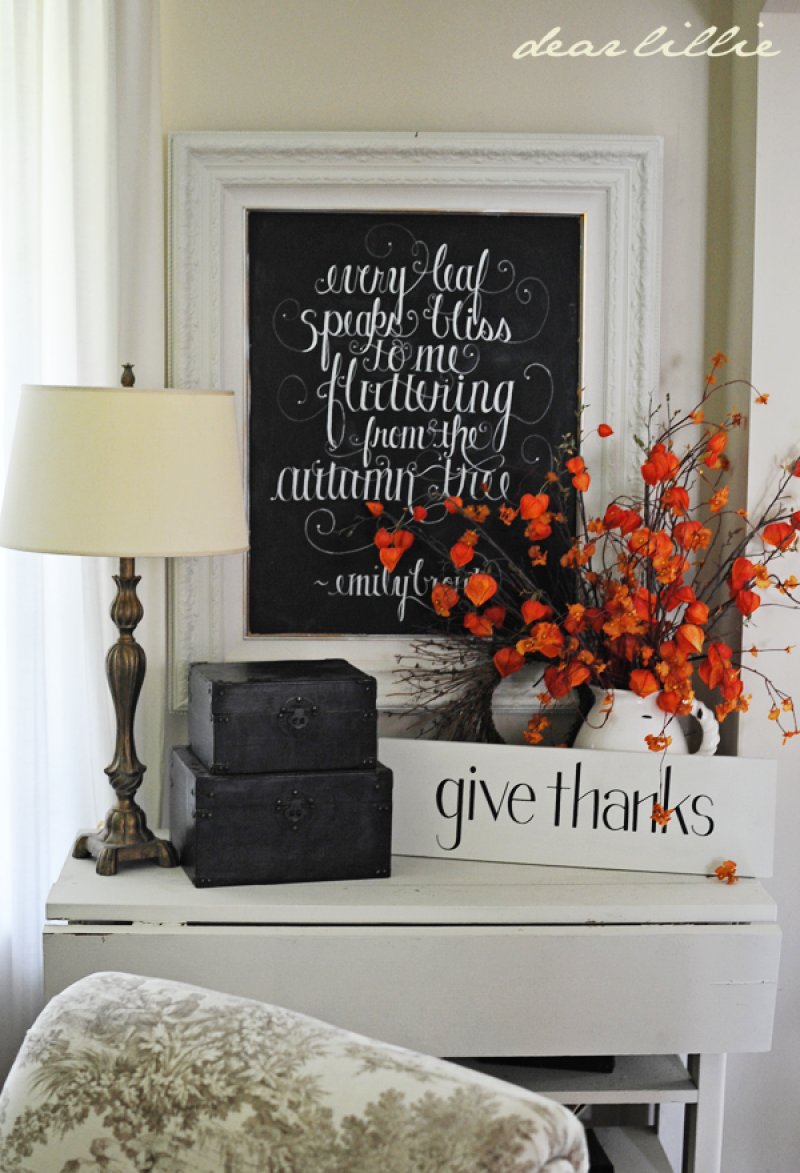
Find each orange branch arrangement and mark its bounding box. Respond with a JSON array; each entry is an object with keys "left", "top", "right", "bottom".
[{"left": 365, "top": 354, "right": 800, "bottom": 754}]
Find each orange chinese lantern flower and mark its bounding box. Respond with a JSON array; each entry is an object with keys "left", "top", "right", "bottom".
[
  {"left": 627, "top": 527, "right": 655, "bottom": 557},
  {"left": 431, "top": 582, "right": 459, "bottom": 617},
  {"left": 651, "top": 803, "right": 673, "bottom": 825},
  {"left": 661, "top": 583, "right": 695, "bottom": 612},
  {"left": 598, "top": 499, "right": 624, "bottom": 527},
  {"left": 603, "top": 504, "right": 642, "bottom": 534},
  {"left": 762, "top": 521, "right": 795, "bottom": 550},
  {"left": 543, "top": 659, "right": 591, "bottom": 699},
  {"left": 542, "top": 664, "right": 570, "bottom": 699},
  {"left": 629, "top": 668, "right": 659, "bottom": 698},
  {"left": 641, "top": 442, "right": 679, "bottom": 485},
  {"left": 483, "top": 605, "right": 507, "bottom": 628},
  {"left": 521, "top": 598, "right": 552, "bottom": 624},
  {"left": 525, "top": 517, "right": 553, "bottom": 541},
  {"left": 450, "top": 541, "right": 475, "bottom": 569},
  {"left": 519, "top": 493, "right": 550, "bottom": 520},
  {"left": 373, "top": 528, "right": 392, "bottom": 549},
  {"left": 735, "top": 589, "right": 761, "bottom": 617},
  {"left": 366, "top": 501, "right": 384, "bottom": 517},
  {"left": 673, "top": 520, "right": 712, "bottom": 551},
  {"left": 493, "top": 646, "right": 525, "bottom": 677},
  {"left": 684, "top": 600, "right": 709, "bottom": 626},
  {"left": 412, "top": 505, "right": 429, "bottom": 522},
  {"left": 392, "top": 529, "right": 414, "bottom": 552},
  {"left": 444, "top": 496, "right": 464, "bottom": 513},
  {"left": 729, "top": 556, "right": 755, "bottom": 593},
  {"left": 703, "top": 430, "right": 728, "bottom": 468},
  {"left": 465, "top": 573, "right": 498, "bottom": 607},
  {"left": 675, "top": 623, "right": 705, "bottom": 655},
  {"left": 564, "top": 456, "right": 590, "bottom": 491},
  {"left": 698, "top": 641, "right": 733, "bottom": 690},
  {"left": 598, "top": 423, "right": 614, "bottom": 438},
  {"left": 379, "top": 548, "right": 403, "bottom": 572},
  {"left": 662, "top": 485, "right": 690, "bottom": 516},
  {"left": 719, "top": 667, "right": 744, "bottom": 703},
  {"left": 464, "top": 611, "right": 493, "bottom": 638},
  {"left": 499, "top": 504, "right": 518, "bottom": 525},
  {"left": 657, "top": 689, "right": 684, "bottom": 715}
]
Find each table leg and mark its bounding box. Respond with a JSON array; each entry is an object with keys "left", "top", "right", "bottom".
[{"left": 682, "top": 1053, "right": 727, "bottom": 1173}]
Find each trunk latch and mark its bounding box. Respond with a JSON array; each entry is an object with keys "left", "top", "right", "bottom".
[{"left": 278, "top": 695, "right": 317, "bottom": 732}]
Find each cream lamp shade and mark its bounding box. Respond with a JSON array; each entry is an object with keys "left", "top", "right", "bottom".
[{"left": 0, "top": 385, "right": 249, "bottom": 556}]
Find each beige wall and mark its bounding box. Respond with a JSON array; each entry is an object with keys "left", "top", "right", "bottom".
[{"left": 161, "top": 0, "right": 760, "bottom": 388}]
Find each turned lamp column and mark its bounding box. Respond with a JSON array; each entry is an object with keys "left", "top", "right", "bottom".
[{"left": 73, "top": 557, "right": 177, "bottom": 875}]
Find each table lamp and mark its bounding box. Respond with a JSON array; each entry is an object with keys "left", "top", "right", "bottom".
[{"left": 0, "top": 379, "right": 249, "bottom": 875}]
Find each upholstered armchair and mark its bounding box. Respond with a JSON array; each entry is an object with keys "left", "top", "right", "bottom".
[{"left": 0, "top": 972, "right": 588, "bottom": 1172}]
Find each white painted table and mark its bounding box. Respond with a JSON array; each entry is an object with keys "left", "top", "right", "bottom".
[{"left": 44, "top": 851, "right": 780, "bottom": 1173}]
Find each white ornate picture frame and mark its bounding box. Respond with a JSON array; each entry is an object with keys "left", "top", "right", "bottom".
[{"left": 168, "top": 131, "right": 662, "bottom": 711}]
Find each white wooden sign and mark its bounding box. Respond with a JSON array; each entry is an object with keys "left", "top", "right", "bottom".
[{"left": 380, "top": 737, "right": 777, "bottom": 877}]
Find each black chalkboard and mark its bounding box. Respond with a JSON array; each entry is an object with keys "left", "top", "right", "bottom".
[{"left": 247, "top": 210, "right": 581, "bottom": 635}]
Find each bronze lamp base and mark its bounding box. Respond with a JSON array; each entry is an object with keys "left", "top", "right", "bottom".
[
  {"left": 73, "top": 801, "right": 177, "bottom": 877},
  {"left": 73, "top": 556, "right": 178, "bottom": 876}
]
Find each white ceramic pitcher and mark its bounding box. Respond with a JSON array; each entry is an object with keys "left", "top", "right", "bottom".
[{"left": 572, "top": 686, "right": 720, "bottom": 755}]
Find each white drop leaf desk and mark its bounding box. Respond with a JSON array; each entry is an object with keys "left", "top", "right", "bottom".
[{"left": 45, "top": 850, "right": 780, "bottom": 1173}]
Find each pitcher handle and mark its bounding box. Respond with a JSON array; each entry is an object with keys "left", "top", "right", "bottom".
[{"left": 691, "top": 700, "right": 720, "bottom": 756}]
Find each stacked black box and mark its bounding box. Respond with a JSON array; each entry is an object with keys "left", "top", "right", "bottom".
[{"left": 170, "top": 659, "right": 392, "bottom": 887}]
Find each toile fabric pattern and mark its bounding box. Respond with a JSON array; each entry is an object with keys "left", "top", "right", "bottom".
[{"left": 0, "top": 971, "right": 588, "bottom": 1173}]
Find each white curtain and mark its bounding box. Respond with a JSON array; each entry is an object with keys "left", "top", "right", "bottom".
[{"left": 0, "top": 0, "right": 164, "bottom": 1079}]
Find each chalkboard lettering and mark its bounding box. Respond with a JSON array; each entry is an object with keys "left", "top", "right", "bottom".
[{"left": 247, "top": 211, "right": 581, "bottom": 634}]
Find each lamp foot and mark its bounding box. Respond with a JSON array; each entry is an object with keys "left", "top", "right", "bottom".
[{"left": 73, "top": 801, "right": 178, "bottom": 876}]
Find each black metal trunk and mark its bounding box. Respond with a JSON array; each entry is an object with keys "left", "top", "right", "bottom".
[
  {"left": 169, "top": 746, "right": 392, "bottom": 888},
  {"left": 188, "top": 659, "right": 377, "bottom": 774}
]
